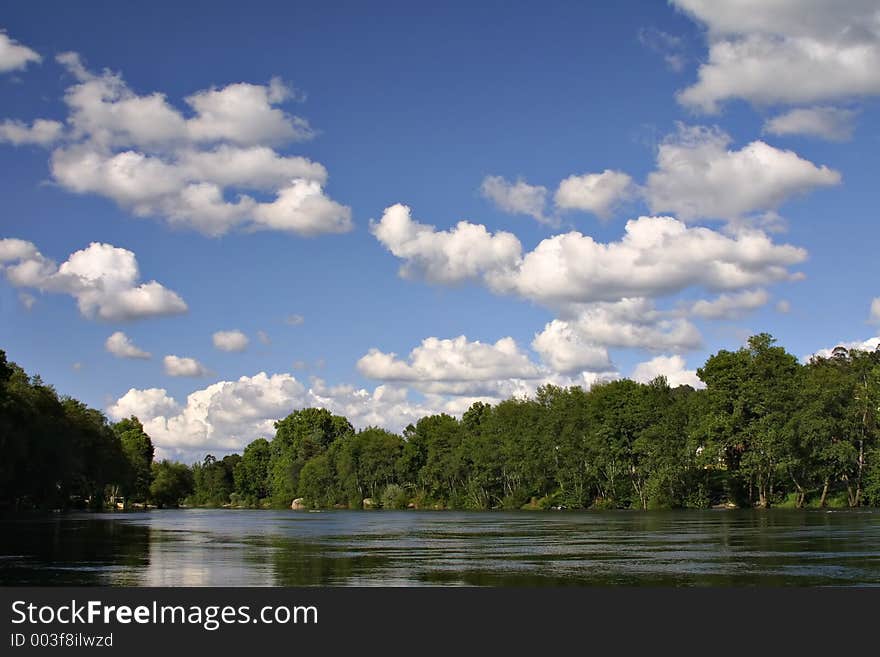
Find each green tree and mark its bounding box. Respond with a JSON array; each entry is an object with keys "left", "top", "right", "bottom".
[
  {"left": 191, "top": 454, "right": 239, "bottom": 506},
  {"left": 150, "top": 460, "right": 194, "bottom": 507},
  {"left": 698, "top": 334, "right": 801, "bottom": 507},
  {"left": 113, "top": 417, "right": 155, "bottom": 505},
  {"left": 233, "top": 438, "right": 271, "bottom": 504},
  {"left": 268, "top": 408, "right": 353, "bottom": 505}
]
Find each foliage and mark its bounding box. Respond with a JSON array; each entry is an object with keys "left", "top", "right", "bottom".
[
  {"left": 2, "top": 336, "right": 880, "bottom": 511},
  {"left": 150, "top": 460, "right": 193, "bottom": 508}
]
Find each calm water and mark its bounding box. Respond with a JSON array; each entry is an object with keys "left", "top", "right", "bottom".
[{"left": 1, "top": 509, "right": 879, "bottom": 586}]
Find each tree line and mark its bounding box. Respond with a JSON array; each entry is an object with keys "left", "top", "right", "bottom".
[{"left": 2, "top": 333, "right": 879, "bottom": 511}]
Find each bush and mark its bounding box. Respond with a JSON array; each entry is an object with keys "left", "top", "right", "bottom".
[{"left": 380, "top": 484, "right": 409, "bottom": 509}]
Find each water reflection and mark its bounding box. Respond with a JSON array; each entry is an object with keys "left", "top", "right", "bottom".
[
  {"left": 0, "top": 513, "right": 151, "bottom": 585},
  {"left": 1, "top": 509, "right": 879, "bottom": 586}
]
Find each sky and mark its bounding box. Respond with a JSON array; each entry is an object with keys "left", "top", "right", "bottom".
[{"left": 1, "top": 0, "right": 879, "bottom": 462}]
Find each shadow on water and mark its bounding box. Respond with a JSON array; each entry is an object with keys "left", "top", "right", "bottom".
[
  {"left": 2, "top": 509, "right": 880, "bottom": 586},
  {"left": 0, "top": 513, "right": 151, "bottom": 585}
]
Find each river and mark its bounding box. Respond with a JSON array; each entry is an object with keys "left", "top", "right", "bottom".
[{"left": 2, "top": 509, "right": 879, "bottom": 586}]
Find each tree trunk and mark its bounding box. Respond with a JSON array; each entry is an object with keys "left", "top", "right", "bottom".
[
  {"left": 794, "top": 484, "right": 805, "bottom": 509},
  {"left": 855, "top": 438, "right": 865, "bottom": 507},
  {"left": 819, "top": 478, "right": 830, "bottom": 507}
]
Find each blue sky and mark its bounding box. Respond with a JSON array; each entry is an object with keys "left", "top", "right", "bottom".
[{"left": 1, "top": 1, "right": 878, "bottom": 461}]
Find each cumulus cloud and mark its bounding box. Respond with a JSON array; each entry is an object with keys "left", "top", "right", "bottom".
[
  {"left": 357, "top": 335, "right": 544, "bottom": 395},
  {"left": 870, "top": 298, "right": 880, "bottom": 324},
  {"left": 257, "top": 330, "right": 271, "bottom": 345},
  {"left": 764, "top": 107, "right": 858, "bottom": 142},
  {"left": 105, "top": 331, "right": 151, "bottom": 359},
  {"left": 108, "top": 372, "right": 441, "bottom": 460},
  {"left": 0, "top": 30, "right": 41, "bottom": 73},
  {"left": 0, "top": 52, "right": 351, "bottom": 237},
  {"left": 284, "top": 314, "right": 304, "bottom": 326},
  {"left": 776, "top": 299, "right": 791, "bottom": 314},
  {"left": 531, "top": 320, "right": 613, "bottom": 374},
  {"left": 163, "top": 355, "right": 209, "bottom": 377},
  {"left": 0, "top": 119, "right": 64, "bottom": 146},
  {"left": 804, "top": 336, "right": 880, "bottom": 362},
  {"left": 497, "top": 218, "right": 805, "bottom": 306},
  {"left": 554, "top": 298, "right": 703, "bottom": 352},
  {"left": 109, "top": 387, "right": 180, "bottom": 420},
  {"left": 370, "top": 203, "right": 522, "bottom": 285},
  {"left": 645, "top": 124, "right": 840, "bottom": 222},
  {"left": 0, "top": 238, "right": 187, "bottom": 321},
  {"left": 480, "top": 175, "right": 551, "bottom": 225},
  {"left": 631, "top": 354, "right": 703, "bottom": 388},
  {"left": 689, "top": 288, "right": 770, "bottom": 320},
  {"left": 373, "top": 204, "right": 807, "bottom": 308},
  {"left": 554, "top": 170, "right": 636, "bottom": 219},
  {"left": 108, "top": 366, "right": 626, "bottom": 461},
  {"left": 212, "top": 329, "right": 249, "bottom": 352},
  {"left": 673, "top": 0, "right": 880, "bottom": 113}
]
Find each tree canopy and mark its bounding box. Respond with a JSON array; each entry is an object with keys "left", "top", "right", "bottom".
[{"left": 2, "top": 336, "right": 879, "bottom": 512}]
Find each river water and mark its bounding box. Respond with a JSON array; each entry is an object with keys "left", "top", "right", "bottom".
[{"left": 2, "top": 509, "right": 879, "bottom": 586}]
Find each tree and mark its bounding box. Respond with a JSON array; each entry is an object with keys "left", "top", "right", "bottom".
[
  {"left": 114, "top": 417, "right": 155, "bottom": 505},
  {"left": 269, "top": 408, "right": 353, "bottom": 505},
  {"left": 698, "top": 334, "right": 800, "bottom": 507},
  {"left": 191, "top": 454, "right": 238, "bottom": 506},
  {"left": 335, "top": 427, "right": 403, "bottom": 505},
  {"left": 150, "top": 460, "right": 194, "bottom": 508},
  {"left": 233, "top": 438, "right": 271, "bottom": 504}
]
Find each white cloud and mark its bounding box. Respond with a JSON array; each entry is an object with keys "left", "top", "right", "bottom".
[
  {"left": 0, "top": 238, "right": 39, "bottom": 262},
  {"left": 689, "top": 288, "right": 770, "bottom": 320},
  {"left": 252, "top": 178, "right": 352, "bottom": 235},
  {"left": 374, "top": 204, "right": 807, "bottom": 308},
  {"left": 108, "top": 372, "right": 436, "bottom": 460},
  {"left": 531, "top": 320, "right": 613, "bottom": 373},
  {"left": 645, "top": 124, "right": 840, "bottom": 222},
  {"left": 480, "top": 175, "right": 551, "bottom": 225},
  {"left": 764, "top": 107, "right": 857, "bottom": 142},
  {"left": 632, "top": 354, "right": 703, "bottom": 388},
  {"left": 775, "top": 299, "right": 791, "bottom": 314},
  {"left": 804, "top": 336, "right": 880, "bottom": 362},
  {"left": 284, "top": 314, "right": 305, "bottom": 326},
  {"left": 496, "top": 217, "right": 805, "bottom": 305},
  {"left": 163, "top": 355, "right": 209, "bottom": 377},
  {"left": 371, "top": 203, "right": 522, "bottom": 285},
  {"left": 213, "top": 329, "right": 249, "bottom": 352},
  {"left": 257, "top": 330, "right": 271, "bottom": 345},
  {"left": 2, "top": 53, "right": 351, "bottom": 237},
  {"left": 554, "top": 170, "right": 635, "bottom": 219},
  {"left": 357, "top": 335, "right": 544, "bottom": 395},
  {"left": 0, "top": 119, "right": 63, "bottom": 146},
  {"left": 108, "top": 367, "right": 626, "bottom": 461},
  {"left": 105, "top": 331, "right": 151, "bottom": 359},
  {"left": 0, "top": 30, "right": 41, "bottom": 73},
  {"left": 556, "top": 298, "right": 703, "bottom": 352},
  {"left": 184, "top": 78, "right": 314, "bottom": 145},
  {"left": 0, "top": 238, "right": 187, "bottom": 321},
  {"left": 870, "top": 298, "right": 880, "bottom": 324},
  {"left": 109, "top": 387, "right": 181, "bottom": 420},
  {"left": 673, "top": 0, "right": 880, "bottom": 113}
]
